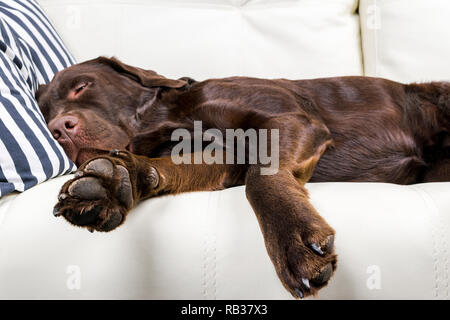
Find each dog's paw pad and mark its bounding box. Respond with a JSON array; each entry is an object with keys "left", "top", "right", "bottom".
[
  {"left": 67, "top": 205, "right": 103, "bottom": 226},
  {"left": 84, "top": 158, "right": 114, "bottom": 177},
  {"left": 68, "top": 177, "right": 108, "bottom": 200},
  {"left": 116, "top": 165, "right": 133, "bottom": 208},
  {"left": 310, "top": 263, "right": 333, "bottom": 286},
  {"left": 55, "top": 155, "right": 137, "bottom": 232},
  {"left": 98, "top": 208, "right": 124, "bottom": 231},
  {"left": 148, "top": 167, "right": 160, "bottom": 189}
]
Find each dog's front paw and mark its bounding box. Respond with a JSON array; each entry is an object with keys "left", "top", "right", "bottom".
[
  {"left": 268, "top": 223, "right": 337, "bottom": 299},
  {"left": 54, "top": 152, "right": 158, "bottom": 232}
]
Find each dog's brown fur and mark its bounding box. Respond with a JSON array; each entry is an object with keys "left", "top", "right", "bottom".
[{"left": 36, "top": 57, "right": 450, "bottom": 298}]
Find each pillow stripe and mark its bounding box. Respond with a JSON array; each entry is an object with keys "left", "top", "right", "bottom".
[
  {"left": 3, "top": 42, "right": 43, "bottom": 119},
  {"left": 0, "top": 39, "right": 30, "bottom": 83},
  {"left": 0, "top": 0, "right": 76, "bottom": 197},
  {"left": 18, "top": 39, "right": 53, "bottom": 84},
  {"left": 0, "top": 57, "right": 51, "bottom": 182},
  {"left": 0, "top": 17, "right": 11, "bottom": 46},
  {"left": 1, "top": 17, "right": 41, "bottom": 89},
  {"left": 1, "top": 1, "right": 73, "bottom": 68},
  {"left": 8, "top": 0, "right": 75, "bottom": 67},
  {"left": 0, "top": 53, "right": 71, "bottom": 178},
  {"left": 0, "top": 163, "right": 15, "bottom": 197},
  {"left": 0, "top": 119, "right": 37, "bottom": 192},
  {"left": 0, "top": 133, "right": 27, "bottom": 195},
  {"left": 0, "top": 17, "right": 17, "bottom": 51},
  {"left": 7, "top": 52, "right": 72, "bottom": 178},
  {"left": 16, "top": 37, "right": 37, "bottom": 91},
  {"left": 0, "top": 8, "right": 61, "bottom": 78},
  {"left": 0, "top": 2, "right": 76, "bottom": 81}
]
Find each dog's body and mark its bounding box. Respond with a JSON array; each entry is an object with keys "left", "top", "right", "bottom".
[{"left": 36, "top": 57, "right": 450, "bottom": 298}]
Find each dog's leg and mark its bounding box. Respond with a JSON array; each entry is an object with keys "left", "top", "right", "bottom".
[
  {"left": 246, "top": 167, "right": 336, "bottom": 299},
  {"left": 54, "top": 150, "right": 242, "bottom": 231},
  {"left": 243, "top": 114, "right": 336, "bottom": 299}
]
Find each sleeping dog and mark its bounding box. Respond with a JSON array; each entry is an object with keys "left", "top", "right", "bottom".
[{"left": 36, "top": 56, "right": 450, "bottom": 298}]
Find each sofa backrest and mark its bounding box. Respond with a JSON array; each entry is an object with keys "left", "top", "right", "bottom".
[
  {"left": 39, "top": 0, "right": 449, "bottom": 83},
  {"left": 38, "top": 0, "right": 362, "bottom": 80},
  {"left": 360, "top": 0, "right": 450, "bottom": 83}
]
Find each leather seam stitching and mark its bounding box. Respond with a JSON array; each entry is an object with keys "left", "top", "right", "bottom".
[{"left": 410, "top": 185, "right": 447, "bottom": 299}]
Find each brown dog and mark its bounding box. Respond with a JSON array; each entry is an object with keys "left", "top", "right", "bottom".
[{"left": 36, "top": 56, "right": 450, "bottom": 298}]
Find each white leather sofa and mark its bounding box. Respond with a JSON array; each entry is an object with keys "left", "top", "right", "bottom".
[{"left": 0, "top": 0, "right": 449, "bottom": 299}]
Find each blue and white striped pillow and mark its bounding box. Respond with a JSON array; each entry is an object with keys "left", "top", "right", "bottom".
[{"left": 0, "top": 0, "right": 76, "bottom": 197}]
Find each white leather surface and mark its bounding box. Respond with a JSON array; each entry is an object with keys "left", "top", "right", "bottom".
[
  {"left": 0, "top": 0, "right": 449, "bottom": 299},
  {"left": 39, "top": 0, "right": 362, "bottom": 79},
  {"left": 360, "top": 0, "right": 450, "bottom": 82},
  {"left": 0, "top": 176, "right": 449, "bottom": 299}
]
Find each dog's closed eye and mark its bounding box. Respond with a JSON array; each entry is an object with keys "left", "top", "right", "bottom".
[{"left": 68, "top": 82, "right": 90, "bottom": 99}]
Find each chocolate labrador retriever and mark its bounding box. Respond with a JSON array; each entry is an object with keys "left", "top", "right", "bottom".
[{"left": 36, "top": 56, "right": 450, "bottom": 298}]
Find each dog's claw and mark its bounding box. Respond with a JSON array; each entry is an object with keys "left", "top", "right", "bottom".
[
  {"left": 58, "top": 193, "right": 68, "bottom": 201},
  {"left": 109, "top": 149, "right": 120, "bottom": 156},
  {"left": 87, "top": 227, "right": 95, "bottom": 233},
  {"left": 302, "top": 278, "right": 310, "bottom": 290},
  {"left": 295, "top": 288, "right": 304, "bottom": 299},
  {"left": 53, "top": 207, "right": 61, "bottom": 217},
  {"left": 74, "top": 171, "right": 83, "bottom": 178},
  {"left": 323, "top": 235, "right": 335, "bottom": 253},
  {"left": 311, "top": 243, "right": 324, "bottom": 255}
]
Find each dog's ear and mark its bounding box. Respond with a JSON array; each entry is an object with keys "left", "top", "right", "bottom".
[
  {"left": 91, "top": 56, "right": 187, "bottom": 89},
  {"left": 35, "top": 83, "right": 48, "bottom": 101}
]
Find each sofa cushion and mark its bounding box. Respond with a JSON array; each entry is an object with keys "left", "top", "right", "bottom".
[
  {"left": 39, "top": 0, "right": 362, "bottom": 80},
  {"left": 0, "top": 0, "right": 76, "bottom": 197},
  {"left": 360, "top": 0, "right": 450, "bottom": 82},
  {"left": 0, "top": 176, "right": 449, "bottom": 299}
]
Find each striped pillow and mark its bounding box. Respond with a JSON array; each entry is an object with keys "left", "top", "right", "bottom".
[{"left": 0, "top": 0, "right": 76, "bottom": 197}]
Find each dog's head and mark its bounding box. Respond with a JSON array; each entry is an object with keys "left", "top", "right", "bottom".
[{"left": 36, "top": 56, "right": 187, "bottom": 165}]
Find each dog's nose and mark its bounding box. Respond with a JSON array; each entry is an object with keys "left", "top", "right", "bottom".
[{"left": 48, "top": 115, "right": 79, "bottom": 141}]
